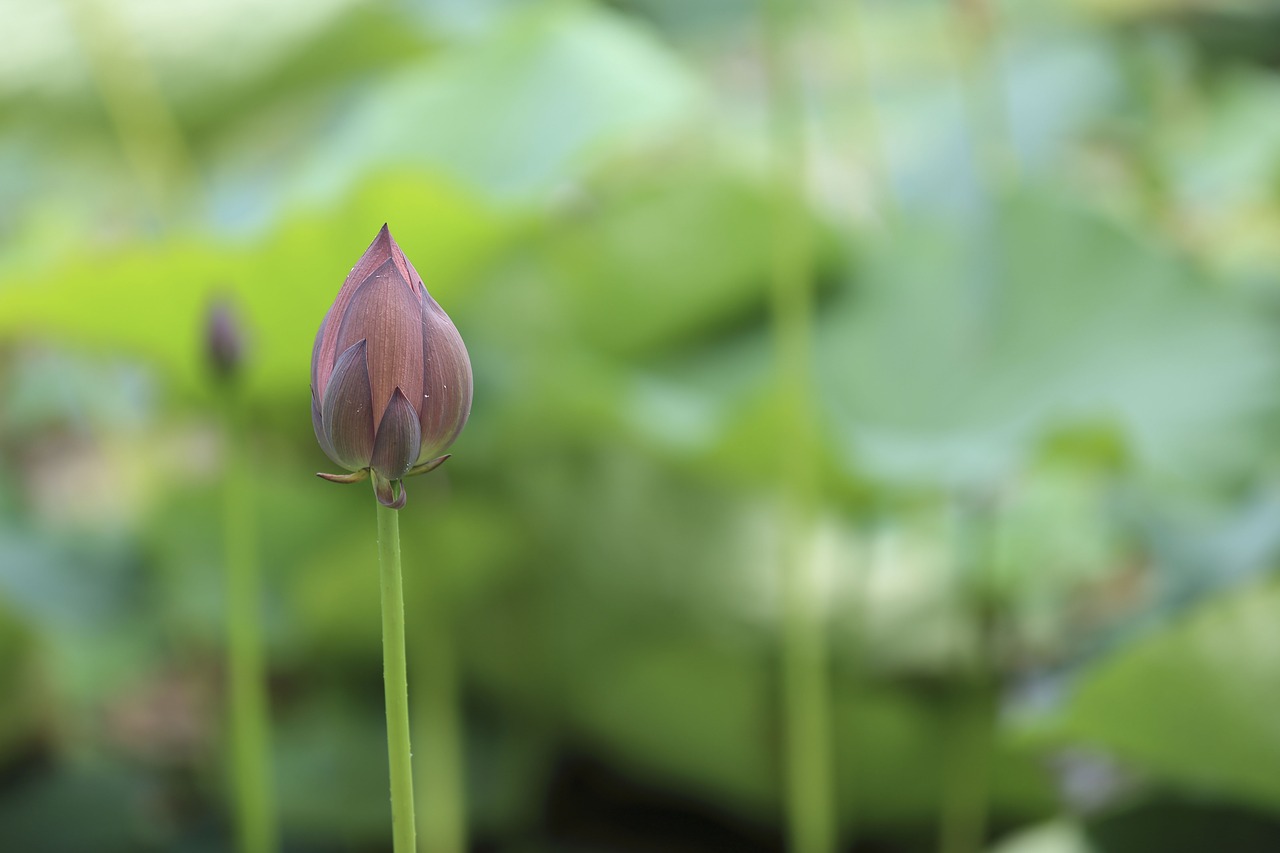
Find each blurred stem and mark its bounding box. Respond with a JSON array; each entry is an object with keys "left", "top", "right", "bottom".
[
  {"left": 763, "top": 3, "right": 836, "bottom": 853},
  {"left": 946, "top": 0, "right": 1017, "bottom": 190},
  {"left": 938, "top": 498, "right": 999, "bottom": 853},
  {"left": 415, "top": 604, "right": 467, "bottom": 853},
  {"left": 376, "top": 498, "right": 417, "bottom": 853},
  {"left": 69, "top": 0, "right": 194, "bottom": 216},
  {"left": 847, "top": 0, "right": 899, "bottom": 225},
  {"left": 938, "top": 660, "right": 995, "bottom": 853},
  {"left": 222, "top": 394, "right": 277, "bottom": 853},
  {"left": 1113, "top": 32, "right": 1177, "bottom": 230}
]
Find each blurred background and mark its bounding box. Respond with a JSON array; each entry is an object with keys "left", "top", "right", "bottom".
[{"left": 3, "top": 0, "right": 1280, "bottom": 851}]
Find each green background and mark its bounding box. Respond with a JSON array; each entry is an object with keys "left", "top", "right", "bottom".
[{"left": 2, "top": 0, "right": 1280, "bottom": 850}]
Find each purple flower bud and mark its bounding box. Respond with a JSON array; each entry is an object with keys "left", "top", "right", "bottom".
[
  {"left": 205, "top": 296, "right": 246, "bottom": 382},
  {"left": 311, "top": 225, "right": 473, "bottom": 508}
]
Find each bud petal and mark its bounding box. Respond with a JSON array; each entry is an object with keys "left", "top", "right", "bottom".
[
  {"left": 332, "top": 259, "right": 424, "bottom": 429},
  {"left": 371, "top": 388, "right": 422, "bottom": 481},
  {"left": 311, "top": 314, "right": 329, "bottom": 399},
  {"left": 311, "top": 384, "right": 336, "bottom": 462},
  {"left": 417, "top": 289, "right": 473, "bottom": 463},
  {"left": 321, "top": 339, "right": 376, "bottom": 471}
]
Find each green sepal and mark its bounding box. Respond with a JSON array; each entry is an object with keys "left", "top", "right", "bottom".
[
  {"left": 372, "top": 470, "right": 407, "bottom": 509},
  {"left": 316, "top": 469, "right": 370, "bottom": 484},
  {"left": 406, "top": 454, "right": 450, "bottom": 478}
]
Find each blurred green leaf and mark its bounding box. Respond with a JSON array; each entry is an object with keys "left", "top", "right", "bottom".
[
  {"left": 0, "top": 172, "right": 519, "bottom": 400},
  {"left": 0, "top": 611, "right": 41, "bottom": 763},
  {"left": 1056, "top": 577, "right": 1280, "bottom": 811},
  {"left": 547, "top": 172, "right": 777, "bottom": 357},
  {"left": 273, "top": 697, "right": 394, "bottom": 843},
  {"left": 291, "top": 1, "right": 702, "bottom": 202},
  {"left": 0, "top": 765, "right": 166, "bottom": 852},
  {"left": 817, "top": 190, "right": 1278, "bottom": 486}
]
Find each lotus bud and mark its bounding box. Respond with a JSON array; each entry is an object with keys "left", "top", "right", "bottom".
[
  {"left": 205, "top": 295, "right": 246, "bottom": 383},
  {"left": 311, "top": 225, "right": 473, "bottom": 508}
]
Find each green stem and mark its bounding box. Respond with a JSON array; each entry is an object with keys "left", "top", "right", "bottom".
[
  {"left": 848, "top": 0, "right": 899, "bottom": 226},
  {"left": 939, "top": 675, "right": 995, "bottom": 853},
  {"left": 415, "top": 609, "right": 466, "bottom": 853},
  {"left": 938, "top": 498, "right": 999, "bottom": 853},
  {"left": 763, "top": 3, "right": 836, "bottom": 852},
  {"left": 223, "top": 399, "right": 277, "bottom": 853},
  {"left": 946, "top": 0, "right": 1017, "bottom": 189},
  {"left": 70, "top": 0, "right": 194, "bottom": 217},
  {"left": 376, "top": 497, "right": 417, "bottom": 853},
  {"left": 781, "top": 527, "right": 835, "bottom": 853}
]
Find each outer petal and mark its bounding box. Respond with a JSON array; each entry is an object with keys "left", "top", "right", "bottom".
[
  {"left": 332, "top": 258, "right": 425, "bottom": 428},
  {"left": 417, "top": 291, "right": 474, "bottom": 463},
  {"left": 320, "top": 339, "right": 376, "bottom": 471},
  {"left": 311, "top": 384, "right": 336, "bottom": 463},
  {"left": 311, "top": 312, "right": 329, "bottom": 397},
  {"left": 370, "top": 387, "right": 422, "bottom": 481},
  {"left": 314, "top": 228, "right": 397, "bottom": 401}
]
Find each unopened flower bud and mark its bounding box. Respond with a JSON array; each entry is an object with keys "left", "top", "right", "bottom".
[
  {"left": 311, "top": 225, "right": 473, "bottom": 508},
  {"left": 205, "top": 296, "right": 246, "bottom": 383}
]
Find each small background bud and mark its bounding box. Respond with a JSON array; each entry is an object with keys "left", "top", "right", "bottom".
[{"left": 204, "top": 295, "right": 247, "bottom": 384}]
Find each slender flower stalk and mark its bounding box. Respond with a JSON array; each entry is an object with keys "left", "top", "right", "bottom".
[
  {"left": 312, "top": 225, "right": 473, "bottom": 853},
  {"left": 222, "top": 397, "right": 277, "bottom": 853},
  {"left": 848, "top": 0, "right": 899, "bottom": 226},
  {"left": 377, "top": 498, "right": 416, "bottom": 853},
  {"left": 206, "top": 298, "right": 277, "bottom": 853},
  {"left": 939, "top": 496, "right": 1000, "bottom": 853},
  {"left": 946, "top": 0, "right": 1017, "bottom": 188},
  {"left": 69, "top": 0, "right": 193, "bottom": 216},
  {"left": 762, "top": 3, "right": 836, "bottom": 853}
]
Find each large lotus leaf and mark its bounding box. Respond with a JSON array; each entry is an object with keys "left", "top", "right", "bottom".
[
  {"left": 817, "top": 1, "right": 1121, "bottom": 212},
  {"left": 817, "top": 190, "right": 1277, "bottom": 487},
  {"left": 1054, "top": 578, "right": 1280, "bottom": 811},
  {"left": 0, "top": 0, "right": 381, "bottom": 112},
  {"left": 546, "top": 171, "right": 781, "bottom": 357},
  {"left": 290, "top": 1, "right": 701, "bottom": 202}
]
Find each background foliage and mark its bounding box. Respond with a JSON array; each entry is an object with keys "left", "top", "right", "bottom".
[{"left": 2, "top": 0, "right": 1280, "bottom": 850}]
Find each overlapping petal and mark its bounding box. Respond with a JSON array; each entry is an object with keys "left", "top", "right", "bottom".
[
  {"left": 320, "top": 339, "right": 375, "bottom": 471},
  {"left": 371, "top": 388, "right": 422, "bottom": 480},
  {"left": 332, "top": 258, "right": 424, "bottom": 428},
  {"left": 418, "top": 291, "right": 473, "bottom": 464}
]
